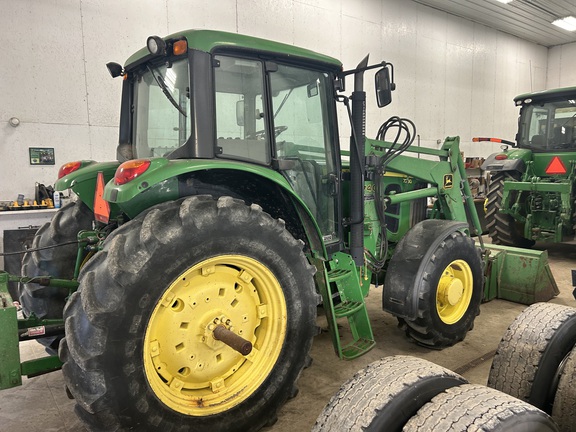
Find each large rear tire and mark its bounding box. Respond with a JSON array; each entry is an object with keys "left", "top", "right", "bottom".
[
  {"left": 487, "top": 302, "right": 576, "bottom": 414},
  {"left": 383, "top": 220, "right": 483, "bottom": 348},
  {"left": 403, "top": 384, "right": 558, "bottom": 432},
  {"left": 60, "top": 196, "right": 317, "bottom": 432},
  {"left": 485, "top": 172, "right": 534, "bottom": 248},
  {"left": 313, "top": 356, "right": 467, "bottom": 432}
]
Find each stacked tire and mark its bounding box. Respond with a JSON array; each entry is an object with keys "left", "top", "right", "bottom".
[
  {"left": 488, "top": 302, "right": 576, "bottom": 431},
  {"left": 314, "top": 302, "right": 576, "bottom": 431},
  {"left": 313, "top": 356, "right": 557, "bottom": 431}
]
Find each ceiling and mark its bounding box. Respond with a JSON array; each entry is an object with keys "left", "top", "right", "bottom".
[{"left": 412, "top": 0, "right": 576, "bottom": 47}]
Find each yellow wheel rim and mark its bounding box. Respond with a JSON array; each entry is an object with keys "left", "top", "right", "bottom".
[
  {"left": 143, "top": 255, "right": 287, "bottom": 416},
  {"left": 436, "top": 259, "right": 473, "bottom": 325}
]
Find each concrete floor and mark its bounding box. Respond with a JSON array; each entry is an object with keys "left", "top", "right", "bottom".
[{"left": 1, "top": 239, "right": 575, "bottom": 432}]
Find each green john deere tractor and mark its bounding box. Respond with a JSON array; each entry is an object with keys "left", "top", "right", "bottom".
[
  {"left": 0, "top": 30, "right": 558, "bottom": 431},
  {"left": 477, "top": 87, "right": 576, "bottom": 247}
]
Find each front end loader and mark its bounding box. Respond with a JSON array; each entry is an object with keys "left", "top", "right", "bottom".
[{"left": 0, "top": 30, "right": 558, "bottom": 431}]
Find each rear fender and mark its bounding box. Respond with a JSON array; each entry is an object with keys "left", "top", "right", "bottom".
[
  {"left": 54, "top": 160, "right": 120, "bottom": 213},
  {"left": 482, "top": 155, "right": 526, "bottom": 173},
  {"left": 103, "top": 158, "right": 329, "bottom": 258}
]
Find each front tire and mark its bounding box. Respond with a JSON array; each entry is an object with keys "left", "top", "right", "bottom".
[
  {"left": 60, "top": 196, "right": 317, "bottom": 432},
  {"left": 383, "top": 220, "right": 483, "bottom": 348}
]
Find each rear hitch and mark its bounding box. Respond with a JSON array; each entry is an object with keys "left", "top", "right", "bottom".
[{"left": 0, "top": 271, "right": 79, "bottom": 389}]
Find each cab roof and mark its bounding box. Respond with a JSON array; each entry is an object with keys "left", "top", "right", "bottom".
[
  {"left": 124, "top": 29, "right": 342, "bottom": 71},
  {"left": 514, "top": 86, "right": 576, "bottom": 105}
]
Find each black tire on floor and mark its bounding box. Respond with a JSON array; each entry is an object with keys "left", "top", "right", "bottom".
[
  {"left": 552, "top": 346, "right": 576, "bottom": 431},
  {"left": 19, "top": 200, "right": 93, "bottom": 319},
  {"left": 487, "top": 302, "right": 576, "bottom": 413},
  {"left": 485, "top": 172, "right": 535, "bottom": 248},
  {"left": 403, "top": 384, "right": 558, "bottom": 432},
  {"left": 60, "top": 196, "right": 317, "bottom": 432},
  {"left": 383, "top": 220, "right": 484, "bottom": 348},
  {"left": 312, "top": 356, "right": 468, "bottom": 432}
]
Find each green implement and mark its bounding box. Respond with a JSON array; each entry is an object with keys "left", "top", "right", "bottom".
[
  {"left": 482, "top": 243, "right": 559, "bottom": 304},
  {"left": 0, "top": 271, "right": 78, "bottom": 390}
]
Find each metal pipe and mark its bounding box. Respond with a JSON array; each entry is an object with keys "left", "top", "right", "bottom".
[{"left": 349, "top": 55, "right": 370, "bottom": 266}]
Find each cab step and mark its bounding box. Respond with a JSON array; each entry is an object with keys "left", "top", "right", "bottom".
[{"left": 319, "top": 252, "right": 375, "bottom": 360}]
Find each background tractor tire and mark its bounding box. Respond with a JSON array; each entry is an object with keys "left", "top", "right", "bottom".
[
  {"left": 485, "top": 172, "right": 535, "bottom": 248},
  {"left": 403, "top": 384, "right": 558, "bottom": 432},
  {"left": 19, "top": 200, "right": 93, "bottom": 318},
  {"left": 60, "top": 196, "right": 317, "bottom": 432},
  {"left": 552, "top": 346, "right": 576, "bottom": 431},
  {"left": 383, "top": 220, "right": 483, "bottom": 348},
  {"left": 313, "top": 356, "right": 468, "bottom": 432},
  {"left": 488, "top": 302, "right": 576, "bottom": 414},
  {"left": 18, "top": 200, "right": 93, "bottom": 352}
]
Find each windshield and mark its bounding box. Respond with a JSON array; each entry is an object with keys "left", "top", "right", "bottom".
[
  {"left": 133, "top": 58, "right": 190, "bottom": 158},
  {"left": 518, "top": 99, "right": 576, "bottom": 151}
]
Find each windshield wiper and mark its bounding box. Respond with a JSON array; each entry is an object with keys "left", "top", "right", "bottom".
[
  {"left": 274, "top": 88, "right": 294, "bottom": 119},
  {"left": 147, "top": 65, "right": 187, "bottom": 117}
]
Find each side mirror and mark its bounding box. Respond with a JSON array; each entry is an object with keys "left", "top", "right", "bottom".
[
  {"left": 106, "top": 62, "right": 124, "bottom": 78},
  {"left": 375, "top": 66, "right": 395, "bottom": 108}
]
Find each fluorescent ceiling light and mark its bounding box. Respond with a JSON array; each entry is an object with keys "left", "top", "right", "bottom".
[
  {"left": 494, "top": 0, "right": 513, "bottom": 4},
  {"left": 552, "top": 16, "right": 576, "bottom": 31}
]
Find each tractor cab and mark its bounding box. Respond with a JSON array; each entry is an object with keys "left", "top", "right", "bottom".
[{"left": 516, "top": 87, "right": 576, "bottom": 153}]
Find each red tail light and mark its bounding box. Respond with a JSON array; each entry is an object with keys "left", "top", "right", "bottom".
[
  {"left": 58, "top": 161, "right": 82, "bottom": 179},
  {"left": 495, "top": 154, "right": 508, "bottom": 160},
  {"left": 114, "top": 159, "right": 151, "bottom": 185}
]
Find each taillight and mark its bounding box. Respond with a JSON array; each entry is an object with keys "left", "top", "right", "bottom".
[
  {"left": 114, "top": 159, "right": 151, "bottom": 185},
  {"left": 495, "top": 154, "right": 508, "bottom": 160},
  {"left": 58, "top": 161, "right": 82, "bottom": 179}
]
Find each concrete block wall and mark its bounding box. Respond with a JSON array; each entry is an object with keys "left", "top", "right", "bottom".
[{"left": 0, "top": 0, "right": 562, "bottom": 200}]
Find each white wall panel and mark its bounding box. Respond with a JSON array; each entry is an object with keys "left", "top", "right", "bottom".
[
  {"left": 167, "top": 0, "right": 237, "bottom": 34},
  {"left": 0, "top": 0, "right": 87, "bottom": 125},
  {"left": 547, "top": 43, "right": 576, "bottom": 88},
  {"left": 444, "top": 43, "right": 473, "bottom": 143},
  {"left": 470, "top": 23, "right": 497, "bottom": 140},
  {"left": 237, "top": 0, "right": 294, "bottom": 43},
  {"left": 0, "top": 0, "right": 556, "bottom": 200},
  {"left": 342, "top": 0, "right": 381, "bottom": 24},
  {"left": 413, "top": 34, "right": 446, "bottom": 143},
  {"left": 293, "top": 2, "right": 341, "bottom": 61},
  {"left": 81, "top": 0, "right": 168, "bottom": 128},
  {"left": 0, "top": 123, "right": 89, "bottom": 200},
  {"left": 88, "top": 126, "right": 121, "bottom": 161}
]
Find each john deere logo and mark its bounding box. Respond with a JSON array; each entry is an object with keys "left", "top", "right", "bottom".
[{"left": 444, "top": 174, "right": 453, "bottom": 189}]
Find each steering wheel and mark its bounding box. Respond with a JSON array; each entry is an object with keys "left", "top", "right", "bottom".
[{"left": 247, "top": 125, "right": 288, "bottom": 140}]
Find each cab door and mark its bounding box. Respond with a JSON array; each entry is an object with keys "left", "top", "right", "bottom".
[{"left": 268, "top": 63, "right": 341, "bottom": 246}]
